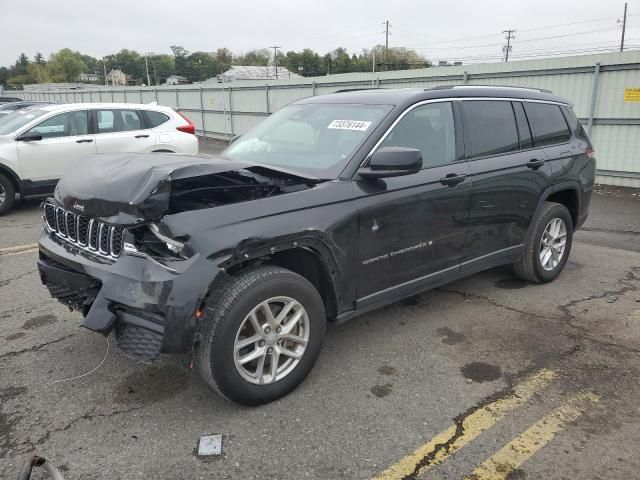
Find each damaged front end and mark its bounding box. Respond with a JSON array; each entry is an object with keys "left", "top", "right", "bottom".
[{"left": 37, "top": 152, "right": 321, "bottom": 361}]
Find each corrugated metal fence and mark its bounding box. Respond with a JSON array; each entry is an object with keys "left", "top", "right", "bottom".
[{"left": 21, "top": 51, "right": 640, "bottom": 187}]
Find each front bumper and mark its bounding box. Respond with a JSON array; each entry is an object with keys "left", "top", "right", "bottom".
[{"left": 38, "top": 232, "right": 224, "bottom": 355}]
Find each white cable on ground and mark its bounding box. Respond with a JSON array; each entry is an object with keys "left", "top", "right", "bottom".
[{"left": 48, "top": 336, "right": 110, "bottom": 385}]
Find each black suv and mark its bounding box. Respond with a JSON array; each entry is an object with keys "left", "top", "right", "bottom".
[{"left": 37, "top": 86, "right": 595, "bottom": 405}]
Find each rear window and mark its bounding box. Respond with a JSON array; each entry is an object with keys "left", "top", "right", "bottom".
[
  {"left": 462, "top": 100, "right": 519, "bottom": 158},
  {"left": 144, "top": 110, "right": 170, "bottom": 128},
  {"left": 524, "top": 103, "right": 571, "bottom": 146}
]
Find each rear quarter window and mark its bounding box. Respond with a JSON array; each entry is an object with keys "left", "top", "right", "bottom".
[
  {"left": 524, "top": 102, "right": 571, "bottom": 146},
  {"left": 143, "top": 110, "right": 170, "bottom": 128}
]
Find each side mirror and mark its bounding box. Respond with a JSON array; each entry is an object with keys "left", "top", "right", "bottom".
[
  {"left": 16, "top": 133, "right": 43, "bottom": 142},
  {"left": 358, "top": 147, "right": 422, "bottom": 179},
  {"left": 228, "top": 134, "right": 241, "bottom": 145}
]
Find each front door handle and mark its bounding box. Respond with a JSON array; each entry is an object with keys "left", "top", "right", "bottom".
[
  {"left": 440, "top": 173, "right": 466, "bottom": 187},
  {"left": 135, "top": 134, "right": 150, "bottom": 138},
  {"left": 527, "top": 158, "right": 545, "bottom": 170},
  {"left": 75, "top": 139, "right": 93, "bottom": 143}
]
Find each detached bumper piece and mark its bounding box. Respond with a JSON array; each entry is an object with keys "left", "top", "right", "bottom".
[{"left": 38, "top": 257, "right": 101, "bottom": 314}]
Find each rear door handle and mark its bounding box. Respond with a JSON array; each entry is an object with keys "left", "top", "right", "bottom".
[
  {"left": 527, "top": 158, "right": 545, "bottom": 169},
  {"left": 135, "top": 134, "right": 150, "bottom": 138},
  {"left": 439, "top": 173, "right": 466, "bottom": 187},
  {"left": 75, "top": 139, "right": 93, "bottom": 143}
]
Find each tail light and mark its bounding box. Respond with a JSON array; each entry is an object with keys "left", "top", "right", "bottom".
[
  {"left": 586, "top": 148, "right": 595, "bottom": 159},
  {"left": 176, "top": 112, "right": 196, "bottom": 135}
]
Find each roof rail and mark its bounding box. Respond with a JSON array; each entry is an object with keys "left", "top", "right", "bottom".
[
  {"left": 427, "top": 85, "right": 554, "bottom": 94},
  {"left": 334, "top": 87, "right": 386, "bottom": 93}
]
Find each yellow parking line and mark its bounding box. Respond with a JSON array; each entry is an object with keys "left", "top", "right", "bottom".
[
  {"left": 464, "top": 391, "right": 599, "bottom": 480},
  {"left": 373, "top": 369, "right": 557, "bottom": 480},
  {"left": 0, "top": 243, "right": 39, "bottom": 256}
]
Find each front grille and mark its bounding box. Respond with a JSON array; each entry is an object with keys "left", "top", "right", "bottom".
[{"left": 44, "top": 202, "right": 124, "bottom": 259}]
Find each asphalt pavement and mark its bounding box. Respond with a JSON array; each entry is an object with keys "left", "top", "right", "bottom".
[{"left": 0, "top": 143, "right": 639, "bottom": 479}]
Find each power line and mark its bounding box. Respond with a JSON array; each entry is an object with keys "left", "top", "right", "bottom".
[{"left": 503, "top": 29, "right": 516, "bottom": 62}]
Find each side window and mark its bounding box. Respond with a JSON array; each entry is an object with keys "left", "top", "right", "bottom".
[
  {"left": 379, "top": 102, "right": 455, "bottom": 168},
  {"left": 27, "top": 111, "right": 89, "bottom": 139},
  {"left": 560, "top": 105, "right": 588, "bottom": 142},
  {"left": 462, "top": 100, "right": 519, "bottom": 158},
  {"left": 96, "top": 109, "right": 143, "bottom": 133},
  {"left": 512, "top": 102, "right": 533, "bottom": 149},
  {"left": 144, "top": 110, "right": 170, "bottom": 128},
  {"left": 524, "top": 103, "right": 571, "bottom": 146}
]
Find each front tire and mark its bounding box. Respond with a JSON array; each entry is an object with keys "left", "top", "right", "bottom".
[
  {"left": 196, "top": 266, "right": 326, "bottom": 405},
  {"left": 0, "top": 173, "right": 16, "bottom": 215},
  {"left": 514, "top": 202, "right": 573, "bottom": 283}
]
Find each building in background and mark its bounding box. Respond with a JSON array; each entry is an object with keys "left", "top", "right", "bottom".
[
  {"left": 78, "top": 72, "right": 99, "bottom": 83},
  {"left": 106, "top": 69, "right": 128, "bottom": 86},
  {"left": 164, "top": 75, "right": 190, "bottom": 85},
  {"left": 215, "top": 65, "right": 302, "bottom": 83}
]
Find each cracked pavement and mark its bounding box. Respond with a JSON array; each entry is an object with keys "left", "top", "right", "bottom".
[{"left": 1, "top": 169, "right": 639, "bottom": 479}]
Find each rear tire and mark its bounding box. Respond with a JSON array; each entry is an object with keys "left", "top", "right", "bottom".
[
  {"left": 0, "top": 173, "right": 16, "bottom": 215},
  {"left": 514, "top": 202, "right": 573, "bottom": 283},
  {"left": 196, "top": 266, "right": 326, "bottom": 405}
]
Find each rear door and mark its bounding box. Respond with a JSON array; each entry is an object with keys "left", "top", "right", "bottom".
[
  {"left": 93, "top": 108, "right": 156, "bottom": 153},
  {"left": 356, "top": 101, "right": 471, "bottom": 305},
  {"left": 461, "top": 99, "right": 552, "bottom": 269},
  {"left": 523, "top": 102, "right": 574, "bottom": 179},
  {"left": 17, "top": 109, "right": 95, "bottom": 182}
]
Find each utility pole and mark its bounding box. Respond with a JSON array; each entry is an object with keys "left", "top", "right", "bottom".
[
  {"left": 102, "top": 59, "right": 107, "bottom": 86},
  {"left": 502, "top": 29, "right": 516, "bottom": 62},
  {"left": 270, "top": 45, "right": 281, "bottom": 79},
  {"left": 144, "top": 53, "right": 151, "bottom": 86},
  {"left": 620, "top": 2, "right": 628, "bottom": 51}
]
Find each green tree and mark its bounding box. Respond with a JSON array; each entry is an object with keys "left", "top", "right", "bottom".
[
  {"left": 46, "top": 48, "right": 86, "bottom": 81},
  {"left": 34, "top": 52, "right": 46, "bottom": 66},
  {"left": 103, "top": 49, "right": 144, "bottom": 81},
  {"left": 147, "top": 54, "right": 175, "bottom": 84},
  {"left": 170, "top": 45, "right": 189, "bottom": 78},
  {"left": 233, "top": 49, "right": 270, "bottom": 66}
]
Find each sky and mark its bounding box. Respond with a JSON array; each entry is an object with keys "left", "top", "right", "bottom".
[{"left": 2, "top": 0, "right": 637, "bottom": 68}]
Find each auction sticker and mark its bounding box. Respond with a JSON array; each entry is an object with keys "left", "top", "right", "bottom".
[{"left": 327, "top": 120, "right": 372, "bottom": 131}]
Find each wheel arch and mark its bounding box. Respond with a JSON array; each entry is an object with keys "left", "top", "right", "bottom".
[
  {"left": 0, "top": 162, "right": 22, "bottom": 194},
  {"left": 539, "top": 182, "right": 581, "bottom": 228},
  {"left": 224, "top": 243, "right": 340, "bottom": 320}
]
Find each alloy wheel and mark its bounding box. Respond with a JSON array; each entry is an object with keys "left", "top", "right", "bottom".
[
  {"left": 233, "top": 296, "right": 310, "bottom": 385},
  {"left": 539, "top": 217, "right": 567, "bottom": 271}
]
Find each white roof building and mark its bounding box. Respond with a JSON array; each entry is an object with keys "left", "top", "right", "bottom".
[{"left": 217, "top": 65, "right": 302, "bottom": 83}]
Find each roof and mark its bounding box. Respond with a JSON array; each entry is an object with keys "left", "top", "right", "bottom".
[
  {"left": 297, "top": 86, "right": 571, "bottom": 107},
  {"left": 34, "top": 103, "right": 173, "bottom": 112},
  {"left": 221, "top": 65, "right": 302, "bottom": 80}
]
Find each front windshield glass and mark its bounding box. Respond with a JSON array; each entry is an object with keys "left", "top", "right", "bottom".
[
  {"left": 223, "top": 103, "right": 392, "bottom": 178},
  {"left": 0, "top": 108, "right": 48, "bottom": 135}
]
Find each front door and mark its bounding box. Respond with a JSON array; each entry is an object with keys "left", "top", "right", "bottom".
[
  {"left": 17, "top": 110, "right": 95, "bottom": 182},
  {"left": 355, "top": 101, "right": 471, "bottom": 307}
]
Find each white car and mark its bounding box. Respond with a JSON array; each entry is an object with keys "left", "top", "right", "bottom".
[{"left": 0, "top": 102, "right": 199, "bottom": 214}]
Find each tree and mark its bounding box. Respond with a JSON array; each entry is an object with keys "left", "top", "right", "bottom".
[
  {"left": 182, "top": 52, "right": 219, "bottom": 82},
  {"left": 233, "top": 49, "right": 270, "bottom": 66},
  {"left": 103, "top": 49, "right": 144, "bottom": 81},
  {"left": 147, "top": 54, "right": 175, "bottom": 84},
  {"left": 46, "top": 48, "right": 85, "bottom": 82},
  {"left": 170, "top": 45, "right": 189, "bottom": 78},
  {"left": 80, "top": 54, "right": 98, "bottom": 74},
  {"left": 34, "top": 52, "right": 46, "bottom": 66}
]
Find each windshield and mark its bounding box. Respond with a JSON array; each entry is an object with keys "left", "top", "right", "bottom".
[
  {"left": 0, "top": 108, "right": 49, "bottom": 135},
  {"left": 223, "top": 103, "right": 392, "bottom": 178}
]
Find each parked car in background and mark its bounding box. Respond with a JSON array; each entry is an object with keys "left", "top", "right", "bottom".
[
  {"left": 0, "top": 102, "right": 198, "bottom": 214},
  {"left": 37, "top": 86, "right": 594, "bottom": 405},
  {"left": 0, "top": 96, "right": 22, "bottom": 103},
  {"left": 0, "top": 101, "right": 54, "bottom": 117}
]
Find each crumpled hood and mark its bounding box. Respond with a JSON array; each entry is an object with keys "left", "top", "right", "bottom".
[{"left": 54, "top": 152, "right": 317, "bottom": 225}]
